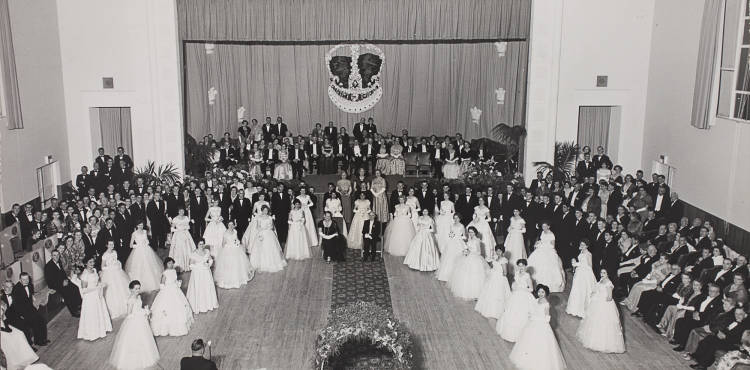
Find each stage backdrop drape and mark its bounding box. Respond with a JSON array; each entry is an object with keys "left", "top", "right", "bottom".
[
  {"left": 690, "top": 0, "right": 723, "bottom": 129},
  {"left": 185, "top": 42, "right": 527, "bottom": 140},
  {"left": 177, "top": 0, "right": 531, "bottom": 42},
  {"left": 98, "top": 107, "right": 133, "bottom": 157},
  {"left": 577, "top": 106, "right": 611, "bottom": 152},
  {"left": 0, "top": 0, "right": 23, "bottom": 129}
]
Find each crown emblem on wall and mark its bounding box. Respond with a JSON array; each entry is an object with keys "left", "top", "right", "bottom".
[{"left": 325, "top": 44, "right": 385, "bottom": 113}]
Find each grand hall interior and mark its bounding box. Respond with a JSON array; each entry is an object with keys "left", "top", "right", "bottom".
[{"left": 1, "top": 0, "right": 750, "bottom": 369}]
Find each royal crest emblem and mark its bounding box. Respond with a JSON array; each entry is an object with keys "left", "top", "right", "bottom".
[{"left": 326, "top": 44, "right": 384, "bottom": 113}]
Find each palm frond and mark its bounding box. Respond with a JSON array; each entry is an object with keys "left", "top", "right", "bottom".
[{"left": 532, "top": 141, "right": 579, "bottom": 182}]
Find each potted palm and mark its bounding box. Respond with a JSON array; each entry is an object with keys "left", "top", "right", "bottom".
[{"left": 532, "top": 141, "right": 579, "bottom": 182}]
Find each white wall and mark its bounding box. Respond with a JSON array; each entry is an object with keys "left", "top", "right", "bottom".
[
  {"left": 642, "top": 0, "right": 750, "bottom": 230},
  {"left": 0, "top": 0, "right": 69, "bottom": 210},
  {"left": 55, "top": 0, "right": 183, "bottom": 181}
]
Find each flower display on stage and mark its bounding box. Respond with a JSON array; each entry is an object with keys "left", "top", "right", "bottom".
[{"left": 326, "top": 44, "right": 384, "bottom": 114}]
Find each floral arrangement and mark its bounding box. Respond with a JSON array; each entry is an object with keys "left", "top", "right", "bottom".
[
  {"left": 314, "top": 301, "right": 413, "bottom": 369},
  {"left": 462, "top": 157, "right": 503, "bottom": 188}
]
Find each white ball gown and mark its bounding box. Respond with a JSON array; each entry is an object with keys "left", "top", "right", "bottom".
[
  {"left": 436, "top": 223, "right": 466, "bottom": 282},
  {"left": 272, "top": 152, "right": 293, "bottom": 180},
  {"left": 169, "top": 216, "right": 196, "bottom": 271},
  {"left": 125, "top": 230, "right": 165, "bottom": 293},
  {"left": 434, "top": 200, "right": 455, "bottom": 253},
  {"left": 509, "top": 298, "right": 567, "bottom": 370},
  {"left": 248, "top": 215, "right": 288, "bottom": 272},
  {"left": 496, "top": 270, "right": 534, "bottom": 342},
  {"left": 406, "top": 196, "right": 421, "bottom": 229},
  {"left": 527, "top": 231, "right": 566, "bottom": 293},
  {"left": 150, "top": 269, "right": 194, "bottom": 336},
  {"left": 77, "top": 268, "right": 112, "bottom": 341},
  {"left": 100, "top": 250, "right": 131, "bottom": 319},
  {"left": 0, "top": 321, "right": 39, "bottom": 370},
  {"left": 566, "top": 249, "right": 597, "bottom": 318},
  {"left": 504, "top": 216, "right": 527, "bottom": 268},
  {"left": 186, "top": 249, "right": 219, "bottom": 313},
  {"left": 447, "top": 238, "right": 489, "bottom": 300},
  {"left": 108, "top": 295, "right": 160, "bottom": 369},
  {"left": 215, "top": 229, "right": 255, "bottom": 288},
  {"left": 403, "top": 215, "right": 441, "bottom": 271},
  {"left": 241, "top": 200, "right": 269, "bottom": 253},
  {"left": 347, "top": 199, "right": 371, "bottom": 250},
  {"left": 297, "top": 194, "right": 319, "bottom": 246},
  {"left": 474, "top": 257, "right": 512, "bottom": 319},
  {"left": 442, "top": 153, "right": 461, "bottom": 179},
  {"left": 285, "top": 208, "right": 312, "bottom": 260},
  {"left": 384, "top": 204, "right": 416, "bottom": 256},
  {"left": 576, "top": 278, "right": 625, "bottom": 353},
  {"left": 468, "top": 205, "right": 496, "bottom": 259},
  {"left": 203, "top": 206, "right": 226, "bottom": 257}
]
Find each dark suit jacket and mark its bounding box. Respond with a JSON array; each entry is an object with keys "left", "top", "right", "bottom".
[
  {"left": 688, "top": 295, "right": 723, "bottom": 325},
  {"left": 666, "top": 199, "right": 684, "bottom": 223},
  {"left": 0, "top": 292, "right": 25, "bottom": 329},
  {"left": 232, "top": 197, "right": 252, "bottom": 225},
  {"left": 10, "top": 283, "right": 36, "bottom": 316},
  {"left": 362, "top": 220, "right": 381, "bottom": 241},
  {"left": 44, "top": 260, "right": 70, "bottom": 291},
  {"left": 416, "top": 190, "right": 436, "bottom": 215},
  {"left": 147, "top": 199, "right": 169, "bottom": 233},
  {"left": 454, "top": 194, "right": 477, "bottom": 223},
  {"left": 96, "top": 227, "right": 119, "bottom": 255},
  {"left": 190, "top": 195, "right": 209, "bottom": 222}
]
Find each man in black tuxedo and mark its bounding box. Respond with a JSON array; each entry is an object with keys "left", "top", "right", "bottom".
[
  {"left": 190, "top": 189, "right": 208, "bottom": 240},
  {"left": 113, "top": 146, "right": 133, "bottom": 170},
  {"left": 708, "top": 259, "right": 735, "bottom": 289},
  {"left": 666, "top": 192, "right": 683, "bottom": 224},
  {"left": 557, "top": 203, "right": 576, "bottom": 268},
  {"left": 353, "top": 117, "right": 367, "bottom": 143},
  {"left": 219, "top": 142, "right": 238, "bottom": 168},
  {"left": 362, "top": 212, "right": 381, "bottom": 261},
  {"left": 147, "top": 192, "right": 169, "bottom": 250},
  {"left": 689, "top": 306, "right": 750, "bottom": 369},
  {"left": 633, "top": 263, "right": 682, "bottom": 317},
  {"left": 364, "top": 117, "right": 378, "bottom": 137},
  {"left": 1, "top": 280, "right": 31, "bottom": 342},
  {"left": 11, "top": 273, "right": 49, "bottom": 346},
  {"left": 75, "top": 166, "right": 92, "bottom": 196},
  {"left": 289, "top": 142, "right": 306, "bottom": 178},
  {"left": 305, "top": 137, "right": 323, "bottom": 174},
  {"left": 529, "top": 172, "right": 545, "bottom": 195},
  {"left": 271, "top": 116, "right": 288, "bottom": 139},
  {"left": 181, "top": 339, "right": 218, "bottom": 370},
  {"left": 388, "top": 182, "right": 407, "bottom": 214},
  {"left": 129, "top": 194, "right": 146, "bottom": 227},
  {"left": 672, "top": 283, "right": 725, "bottom": 351},
  {"left": 333, "top": 138, "right": 350, "bottom": 172},
  {"left": 232, "top": 194, "right": 251, "bottom": 237},
  {"left": 272, "top": 184, "right": 291, "bottom": 244},
  {"left": 3, "top": 203, "right": 20, "bottom": 227},
  {"left": 454, "top": 187, "right": 477, "bottom": 226},
  {"left": 262, "top": 144, "right": 278, "bottom": 175},
  {"left": 94, "top": 147, "right": 112, "bottom": 171},
  {"left": 324, "top": 121, "right": 338, "bottom": 142},
  {"left": 114, "top": 203, "right": 132, "bottom": 260},
  {"left": 576, "top": 153, "right": 595, "bottom": 180},
  {"left": 96, "top": 218, "right": 120, "bottom": 262},
  {"left": 416, "top": 182, "right": 435, "bottom": 216},
  {"left": 363, "top": 137, "right": 379, "bottom": 174},
  {"left": 349, "top": 139, "right": 365, "bottom": 174},
  {"left": 45, "top": 250, "right": 82, "bottom": 317},
  {"left": 500, "top": 184, "right": 520, "bottom": 231},
  {"left": 166, "top": 186, "right": 184, "bottom": 219},
  {"left": 261, "top": 116, "right": 274, "bottom": 142},
  {"left": 485, "top": 186, "right": 502, "bottom": 236},
  {"left": 431, "top": 142, "right": 444, "bottom": 178},
  {"left": 592, "top": 146, "right": 612, "bottom": 170},
  {"left": 18, "top": 204, "right": 35, "bottom": 246}
]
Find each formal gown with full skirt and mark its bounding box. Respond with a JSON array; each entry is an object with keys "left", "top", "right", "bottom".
[
  {"left": 370, "top": 177, "right": 390, "bottom": 222},
  {"left": 285, "top": 209, "right": 312, "bottom": 260},
  {"left": 448, "top": 239, "right": 489, "bottom": 300},
  {"left": 468, "top": 206, "right": 496, "bottom": 259},
  {"left": 527, "top": 231, "right": 566, "bottom": 293},
  {"left": 77, "top": 269, "right": 113, "bottom": 341},
  {"left": 474, "top": 258, "right": 512, "bottom": 319},
  {"left": 186, "top": 250, "right": 219, "bottom": 313},
  {"left": 403, "top": 216, "right": 440, "bottom": 271},
  {"left": 150, "top": 269, "right": 194, "bottom": 336},
  {"left": 436, "top": 223, "right": 466, "bottom": 282},
  {"left": 100, "top": 250, "right": 131, "bottom": 319},
  {"left": 214, "top": 230, "right": 255, "bottom": 288},
  {"left": 577, "top": 279, "right": 625, "bottom": 353},
  {"left": 297, "top": 195, "right": 319, "bottom": 246},
  {"left": 384, "top": 204, "right": 416, "bottom": 256},
  {"left": 1, "top": 324, "right": 39, "bottom": 370},
  {"left": 169, "top": 216, "right": 196, "bottom": 271},
  {"left": 566, "top": 250, "right": 597, "bottom": 318},
  {"left": 108, "top": 296, "right": 160, "bottom": 370},
  {"left": 434, "top": 201, "right": 455, "bottom": 253},
  {"left": 248, "top": 216, "right": 288, "bottom": 272},
  {"left": 509, "top": 299, "right": 567, "bottom": 370},
  {"left": 497, "top": 272, "right": 534, "bottom": 342},
  {"left": 504, "top": 217, "right": 527, "bottom": 267},
  {"left": 125, "top": 231, "right": 165, "bottom": 293},
  {"left": 241, "top": 201, "right": 270, "bottom": 253},
  {"left": 347, "top": 199, "right": 371, "bottom": 250},
  {"left": 203, "top": 206, "right": 226, "bottom": 257}
]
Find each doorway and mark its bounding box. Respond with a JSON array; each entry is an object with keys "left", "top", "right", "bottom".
[
  {"left": 89, "top": 107, "right": 133, "bottom": 158},
  {"left": 577, "top": 106, "right": 621, "bottom": 162}
]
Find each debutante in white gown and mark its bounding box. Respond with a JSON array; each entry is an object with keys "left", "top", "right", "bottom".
[
  {"left": 566, "top": 249, "right": 597, "bottom": 318},
  {"left": 497, "top": 271, "right": 534, "bottom": 342},
  {"left": 347, "top": 199, "right": 371, "bottom": 250},
  {"left": 527, "top": 231, "right": 566, "bottom": 293},
  {"left": 297, "top": 194, "right": 318, "bottom": 246},
  {"left": 406, "top": 196, "right": 421, "bottom": 229},
  {"left": 77, "top": 269, "right": 112, "bottom": 341},
  {"left": 150, "top": 269, "right": 194, "bottom": 337},
  {"left": 169, "top": 216, "right": 196, "bottom": 271},
  {"left": 125, "top": 230, "right": 164, "bottom": 293},
  {"left": 100, "top": 250, "right": 131, "bottom": 319},
  {"left": 474, "top": 257, "right": 512, "bottom": 319},
  {"left": 436, "top": 223, "right": 466, "bottom": 282},
  {"left": 215, "top": 229, "right": 254, "bottom": 288},
  {"left": 504, "top": 216, "right": 527, "bottom": 267},
  {"left": 108, "top": 295, "right": 160, "bottom": 369},
  {"left": 448, "top": 238, "right": 489, "bottom": 300},
  {"left": 285, "top": 209, "right": 312, "bottom": 260},
  {"left": 273, "top": 152, "right": 293, "bottom": 180},
  {"left": 403, "top": 215, "right": 441, "bottom": 272},
  {"left": 577, "top": 278, "right": 625, "bottom": 353},
  {"left": 186, "top": 249, "right": 219, "bottom": 313},
  {"left": 509, "top": 298, "right": 567, "bottom": 370},
  {"left": 248, "top": 215, "right": 287, "bottom": 273},
  {"left": 0, "top": 322, "right": 39, "bottom": 370},
  {"left": 468, "top": 205, "right": 496, "bottom": 259},
  {"left": 242, "top": 200, "right": 269, "bottom": 252},
  {"left": 384, "top": 204, "right": 416, "bottom": 256},
  {"left": 203, "top": 206, "right": 226, "bottom": 257},
  {"left": 434, "top": 200, "right": 455, "bottom": 253}
]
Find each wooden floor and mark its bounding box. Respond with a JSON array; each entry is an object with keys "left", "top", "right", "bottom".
[
  {"left": 36, "top": 251, "right": 332, "bottom": 370},
  {"left": 384, "top": 254, "right": 688, "bottom": 370}
]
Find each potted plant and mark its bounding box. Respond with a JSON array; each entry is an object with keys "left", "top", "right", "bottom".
[{"left": 532, "top": 141, "right": 579, "bottom": 182}]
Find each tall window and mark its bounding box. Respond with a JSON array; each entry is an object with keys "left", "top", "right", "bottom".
[
  {"left": 0, "top": 47, "right": 7, "bottom": 119},
  {"left": 718, "top": 0, "right": 750, "bottom": 121}
]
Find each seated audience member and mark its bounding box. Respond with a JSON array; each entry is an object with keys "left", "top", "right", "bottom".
[
  {"left": 708, "top": 259, "right": 736, "bottom": 290},
  {"left": 11, "top": 273, "right": 49, "bottom": 346},
  {"left": 684, "top": 303, "right": 745, "bottom": 369},
  {"left": 618, "top": 244, "right": 659, "bottom": 290},
  {"left": 634, "top": 264, "right": 683, "bottom": 317},
  {"left": 44, "top": 250, "right": 82, "bottom": 317},
  {"left": 724, "top": 274, "right": 749, "bottom": 307},
  {"left": 672, "top": 283, "right": 724, "bottom": 351},
  {"left": 622, "top": 254, "right": 673, "bottom": 313},
  {"left": 659, "top": 279, "right": 704, "bottom": 339},
  {"left": 685, "top": 248, "right": 716, "bottom": 280},
  {"left": 180, "top": 338, "right": 217, "bottom": 370},
  {"left": 713, "top": 330, "right": 750, "bottom": 370},
  {"left": 0, "top": 301, "right": 40, "bottom": 369}
]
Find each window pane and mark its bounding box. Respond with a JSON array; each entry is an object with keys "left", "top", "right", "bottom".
[
  {"left": 736, "top": 47, "right": 750, "bottom": 91},
  {"left": 723, "top": 0, "right": 743, "bottom": 68},
  {"left": 734, "top": 93, "right": 750, "bottom": 120},
  {"left": 719, "top": 70, "right": 735, "bottom": 116},
  {"left": 744, "top": 18, "right": 750, "bottom": 45}
]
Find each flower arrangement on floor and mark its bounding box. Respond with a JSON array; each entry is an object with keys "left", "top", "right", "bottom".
[
  {"left": 461, "top": 157, "right": 505, "bottom": 188},
  {"left": 314, "top": 301, "right": 413, "bottom": 369}
]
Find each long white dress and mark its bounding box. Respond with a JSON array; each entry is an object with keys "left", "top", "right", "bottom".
[
  {"left": 347, "top": 199, "right": 371, "bottom": 250},
  {"left": 448, "top": 238, "right": 489, "bottom": 299},
  {"left": 297, "top": 194, "right": 318, "bottom": 246},
  {"left": 242, "top": 200, "right": 269, "bottom": 252},
  {"left": 108, "top": 295, "right": 160, "bottom": 369},
  {"left": 203, "top": 206, "right": 226, "bottom": 257},
  {"left": 150, "top": 269, "right": 194, "bottom": 336},
  {"left": 169, "top": 216, "right": 196, "bottom": 271},
  {"left": 468, "top": 205, "right": 496, "bottom": 259},
  {"left": 100, "top": 250, "right": 131, "bottom": 319},
  {"left": 186, "top": 249, "right": 219, "bottom": 313},
  {"left": 406, "top": 196, "right": 421, "bottom": 229},
  {"left": 215, "top": 229, "right": 255, "bottom": 288},
  {"left": 474, "top": 257, "right": 512, "bottom": 319},
  {"left": 577, "top": 279, "right": 625, "bottom": 353},
  {"left": 504, "top": 216, "right": 527, "bottom": 267},
  {"left": 566, "top": 249, "right": 597, "bottom": 318},
  {"left": 273, "top": 151, "right": 293, "bottom": 180},
  {"left": 403, "top": 215, "right": 441, "bottom": 271},
  {"left": 509, "top": 298, "right": 567, "bottom": 370},
  {"left": 77, "top": 269, "right": 113, "bottom": 341},
  {"left": 285, "top": 209, "right": 312, "bottom": 260},
  {"left": 248, "top": 215, "right": 287, "bottom": 272},
  {"left": 384, "top": 204, "right": 416, "bottom": 256},
  {"left": 125, "top": 230, "right": 164, "bottom": 293},
  {"left": 497, "top": 271, "right": 534, "bottom": 342},
  {"left": 434, "top": 200, "right": 455, "bottom": 253},
  {"left": 436, "top": 223, "right": 466, "bottom": 282},
  {"left": 527, "top": 231, "right": 566, "bottom": 293},
  {"left": 0, "top": 322, "right": 39, "bottom": 370}
]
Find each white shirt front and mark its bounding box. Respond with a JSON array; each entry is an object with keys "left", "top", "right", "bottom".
[
  {"left": 715, "top": 269, "right": 730, "bottom": 282},
  {"left": 655, "top": 194, "right": 664, "bottom": 211},
  {"left": 661, "top": 274, "right": 676, "bottom": 288},
  {"left": 699, "top": 296, "right": 716, "bottom": 312}
]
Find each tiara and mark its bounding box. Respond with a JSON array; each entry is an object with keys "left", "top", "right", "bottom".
[{"left": 325, "top": 44, "right": 385, "bottom": 114}]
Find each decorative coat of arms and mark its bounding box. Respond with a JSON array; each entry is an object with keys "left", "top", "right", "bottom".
[{"left": 325, "top": 44, "right": 384, "bottom": 113}]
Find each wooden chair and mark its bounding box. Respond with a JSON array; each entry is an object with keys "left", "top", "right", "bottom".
[
  {"left": 404, "top": 152, "right": 419, "bottom": 176},
  {"left": 417, "top": 153, "right": 432, "bottom": 177}
]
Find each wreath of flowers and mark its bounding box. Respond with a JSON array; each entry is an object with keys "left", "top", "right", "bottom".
[{"left": 314, "top": 301, "right": 413, "bottom": 369}]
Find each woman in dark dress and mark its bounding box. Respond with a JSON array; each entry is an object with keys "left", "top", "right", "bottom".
[
  {"left": 318, "top": 211, "right": 345, "bottom": 262},
  {"left": 319, "top": 138, "right": 337, "bottom": 175}
]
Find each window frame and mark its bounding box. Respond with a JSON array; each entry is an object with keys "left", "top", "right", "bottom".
[
  {"left": 0, "top": 51, "right": 7, "bottom": 120},
  {"left": 718, "top": 0, "right": 750, "bottom": 123}
]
